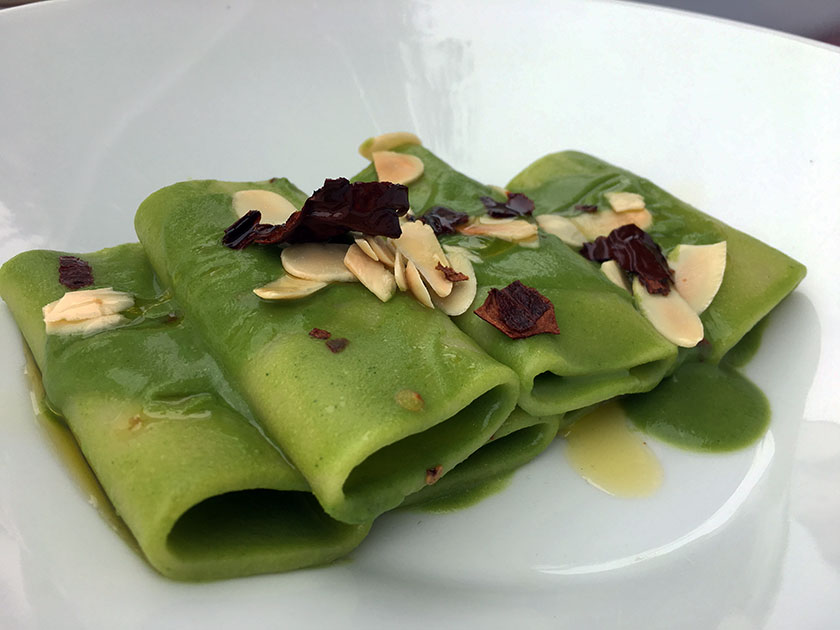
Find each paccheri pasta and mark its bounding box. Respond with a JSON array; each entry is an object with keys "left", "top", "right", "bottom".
[{"left": 0, "top": 135, "right": 805, "bottom": 580}]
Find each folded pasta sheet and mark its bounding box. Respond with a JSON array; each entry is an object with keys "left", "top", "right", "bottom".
[
  {"left": 353, "top": 147, "right": 678, "bottom": 417},
  {"left": 401, "top": 407, "right": 561, "bottom": 507},
  {"left": 135, "top": 179, "right": 520, "bottom": 524},
  {"left": 506, "top": 151, "right": 807, "bottom": 363},
  {"left": 0, "top": 244, "right": 370, "bottom": 580}
]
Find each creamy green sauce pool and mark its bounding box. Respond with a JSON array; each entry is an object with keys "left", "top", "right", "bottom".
[{"left": 622, "top": 361, "right": 770, "bottom": 452}]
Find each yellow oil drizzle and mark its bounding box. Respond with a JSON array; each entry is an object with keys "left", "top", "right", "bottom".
[
  {"left": 22, "top": 347, "right": 140, "bottom": 553},
  {"left": 563, "top": 402, "right": 663, "bottom": 497}
]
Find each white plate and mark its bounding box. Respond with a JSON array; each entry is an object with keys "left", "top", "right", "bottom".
[{"left": 1, "top": 1, "right": 838, "bottom": 628}]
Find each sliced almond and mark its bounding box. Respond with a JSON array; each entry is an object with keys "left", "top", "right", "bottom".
[
  {"left": 367, "top": 236, "right": 396, "bottom": 268},
  {"left": 393, "top": 250, "right": 408, "bottom": 291},
  {"left": 45, "top": 313, "right": 127, "bottom": 336},
  {"left": 605, "top": 191, "right": 646, "bottom": 213},
  {"left": 393, "top": 221, "right": 453, "bottom": 298},
  {"left": 344, "top": 244, "right": 396, "bottom": 302},
  {"left": 633, "top": 278, "right": 704, "bottom": 348},
  {"left": 254, "top": 275, "right": 328, "bottom": 300},
  {"left": 43, "top": 288, "right": 134, "bottom": 323},
  {"left": 405, "top": 259, "right": 434, "bottom": 308},
  {"left": 457, "top": 218, "right": 538, "bottom": 243},
  {"left": 668, "top": 241, "right": 727, "bottom": 314},
  {"left": 372, "top": 151, "right": 425, "bottom": 186},
  {"left": 430, "top": 248, "right": 476, "bottom": 316},
  {"left": 358, "top": 132, "right": 422, "bottom": 160},
  {"left": 478, "top": 215, "right": 516, "bottom": 225},
  {"left": 232, "top": 189, "right": 297, "bottom": 224},
  {"left": 536, "top": 214, "right": 587, "bottom": 248},
  {"left": 601, "top": 260, "right": 631, "bottom": 292},
  {"left": 443, "top": 244, "right": 482, "bottom": 264},
  {"left": 281, "top": 243, "right": 356, "bottom": 282},
  {"left": 353, "top": 237, "right": 379, "bottom": 261},
  {"left": 517, "top": 234, "right": 540, "bottom": 249},
  {"left": 570, "top": 208, "right": 653, "bottom": 240}
]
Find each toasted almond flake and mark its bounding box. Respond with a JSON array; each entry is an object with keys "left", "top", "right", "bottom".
[
  {"left": 393, "top": 250, "right": 408, "bottom": 291},
  {"left": 353, "top": 237, "right": 379, "bottom": 261},
  {"left": 281, "top": 243, "right": 356, "bottom": 282},
  {"left": 372, "top": 151, "right": 425, "bottom": 186},
  {"left": 366, "top": 236, "right": 396, "bottom": 267},
  {"left": 254, "top": 275, "right": 328, "bottom": 300},
  {"left": 518, "top": 234, "right": 540, "bottom": 249},
  {"left": 478, "top": 215, "right": 516, "bottom": 225},
  {"left": 443, "top": 244, "right": 482, "bottom": 264},
  {"left": 43, "top": 288, "right": 134, "bottom": 324},
  {"left": 605, "top": 191, "right": 646, "bottom": 213},
  {"left": 601, "top": 260, "right": 631, "bottom": 292},
  {"left": 457, "top": 218, "right": 538, "bottom": 243},
  {"left": 668, "top": 241, "right": 727, "bottom": 314},
  {"left": 633, "top": 278, "right": 703, "bottom": 347},
  {"left": 536, "top": 214, "right": 587, "bottom": 248},
  {"left": 344, "top": 244, "right": 396, "bottom": 302},
  {"left": 393, "top": 221, "right": 453, "bottom": 298},
  {"left": 358, "top": 132, "right": 422, "bottom": 160},
  {"left": 430, "top": 248, "right": 477, "bottom": 316},
  {"left": 570, "top": 208, "right": 653, "bottom": 240},
  {"left": 405, "top": 259, "right": 434, "bottom": 308},
  {"left": 45, "top": 313, "right": 127, "bottom": 336},
  {"left": 232, "top": 189, "right": 297, "bottom": 224}
]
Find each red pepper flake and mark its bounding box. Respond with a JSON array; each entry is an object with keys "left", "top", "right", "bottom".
[
  {"left": 425, "top": 465, "right": 443, "bottom": 485},
  {"left": 435, "top": 262, "right": 468, "bottom": 283},
  {"left": 480, "top": 192, "right": 535, "bottom": 218},
  {"left": 419, "top": 205, "right": 469, "bottom": 235},
  {"left": 580, "top": 224, "right": 673, "bottom": 295},
  {"left": 325, "top": 337, "right": 349, "bottom": 353},
  {"left": 574, "top": 204, "right": 598, "bottom": 213},
  {"left": 222, "top": 210, "right": 262, "bottom": 249},
  {"left": 474, "top": 280, "right": 560, "bottom": 339},
  {"left": 58, "top": 256, "right": 94, "bottom": 290},
  {"left": 309, "top": 328, "right": 331, "bottom": 339}
]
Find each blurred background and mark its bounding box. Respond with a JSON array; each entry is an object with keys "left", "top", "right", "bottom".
[{"left": 1, "top": 0, "right": 839, "bottom": 45}]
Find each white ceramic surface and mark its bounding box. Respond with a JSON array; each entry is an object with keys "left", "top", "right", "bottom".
[{"left": 0, "top": 1, "right": 838, "bottom": 628}]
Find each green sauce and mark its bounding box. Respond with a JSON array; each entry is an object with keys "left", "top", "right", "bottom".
[
  {"left": 622, "top": 362, "right": 770, "bottom": 452},
  {"left": 406, "top": 472, "right": 514, "bottom": 514},
  {"left": 721, "top": 316, "right": 769, "bottom": 368}
]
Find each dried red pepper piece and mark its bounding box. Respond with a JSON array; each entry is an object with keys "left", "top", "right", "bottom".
[
  {"left": 309, "top": 328, "right": 331, "bottom": 340},
  {"left": 58, "top": 256, "right": 94, "bottom": 289},
  {"left": 580, "top": 224, "right": 673, "bottom": 295},
  {"left": 222, "top": 210, "right": 263, "bottom": 249},
  {"left": 419, "top": 206, "right": 469, "bottom": 235},
  {"left": 325, "top": 337, "right": 349, "bottom": 353},
  {"left": 480, "top": 192, "right": 535, "bottom": 218},
  {"left": 435, "top": 262, "right": 468, "bottom": 283},
  {"left": 574, "top": 204, "right": 598, "bottom": 213},
  {"left": 223, "top": 179, "right": 410, "bottom": 249},
  {"left": 474, "top": 280, "right": 560, "bottom": 339}
]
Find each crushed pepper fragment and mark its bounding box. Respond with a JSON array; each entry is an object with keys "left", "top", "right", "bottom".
[
  {"left": 425, "top": 465, "right": 443, "bottom": 485},
  {"left": 474, "top": 280, "right": 560, "bottom": 339},
  {"left": 419, "top": 206, "right": 469, "bottom": 235},
  {"left": 395, "top": 389, "right": 425, "bottom": 411},
  {"left": 435, "top": 262, "right": 468, "bottom": 283},
  {"left": 58, "top": 256, "right": 94, "bottom": 289},
  {"left": 325, "top": 337, "right": 349, "bottom": 353},
  {"left": 580, "top": 224, "right": 673, "bottom": 295},
  {"left": 309, "top": 328, "right": 331, "bottom": 340},
  {"left": 574, "top": 204, "right": 598, "bottom": 213},
  {"left": 480, "top": 192, "right": 535, "bottom": 218}
]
